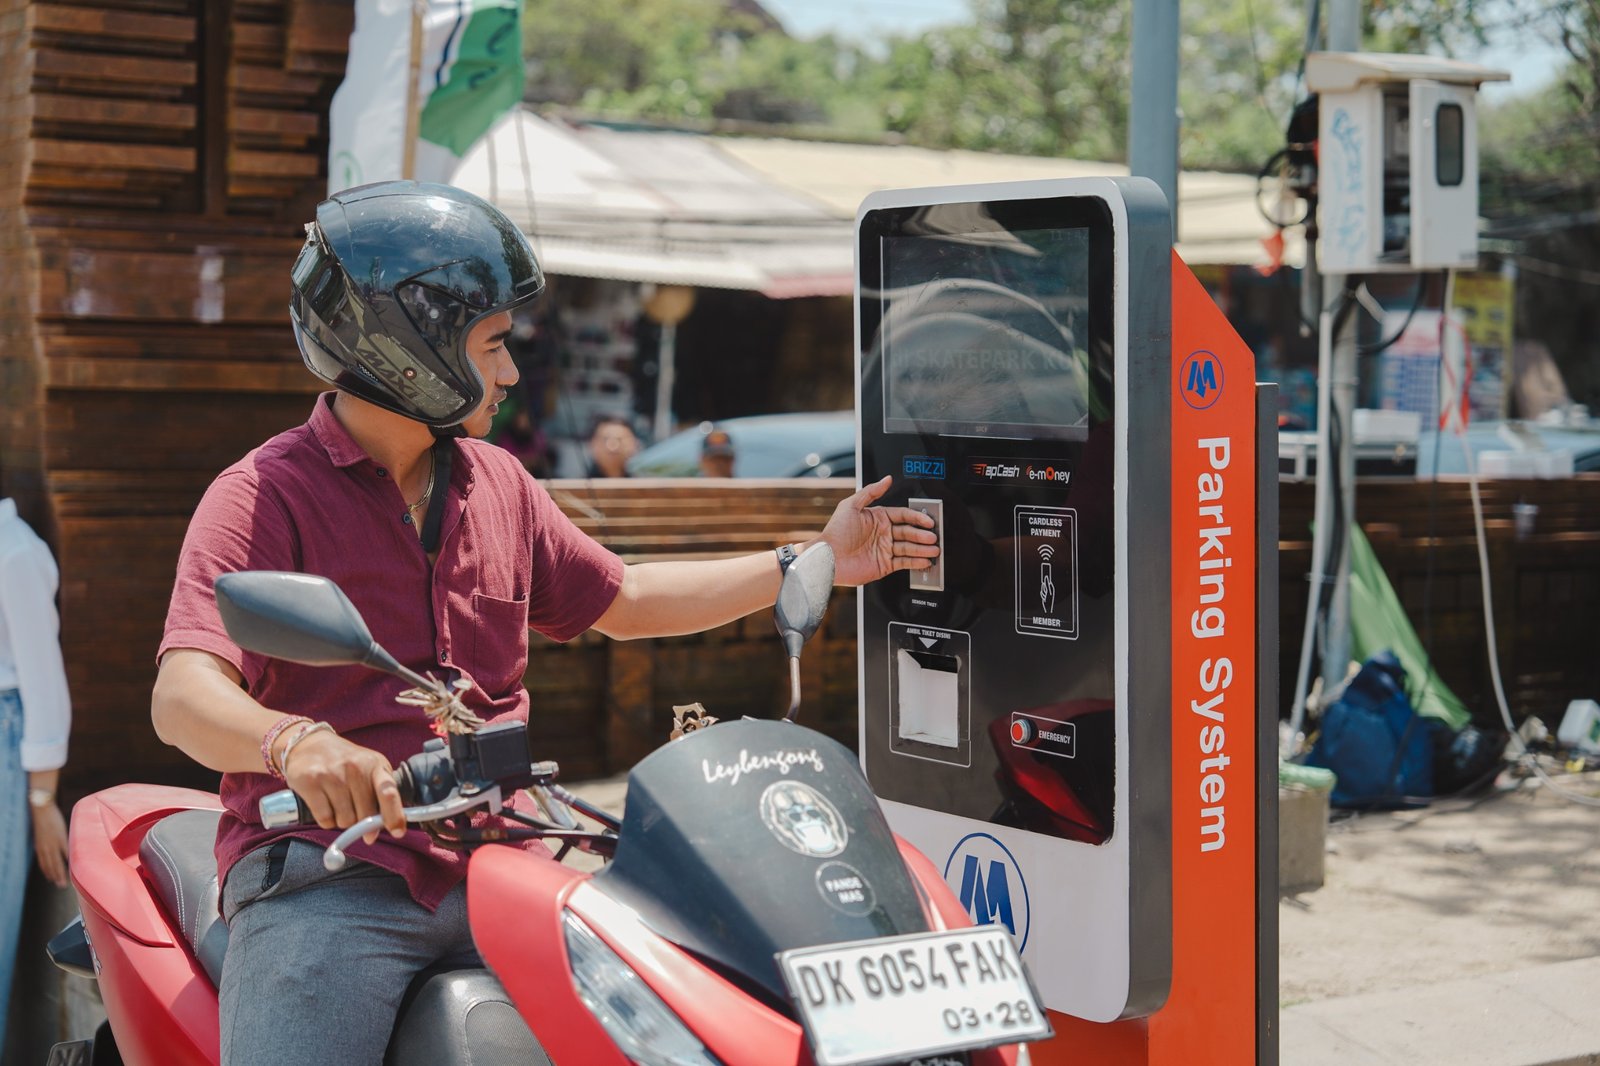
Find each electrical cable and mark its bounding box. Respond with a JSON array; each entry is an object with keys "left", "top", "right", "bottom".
[
  {"left": 1356, "top": 273, "right": 1432, "bottom": 356},
  {"left": 1407, "top": 304, "right": 1451, "bottom": 741},
  {"left": 1295, "top": 0, "right": 1320, "bottom": 89},
  {"left": 1255, "top": 146, "right": 1311, "bottom": 230},
  {"left": 1286, "top": 284, "right": 1356, "bottom": 752},
  {"left": 1439, "top": 265, "right": 1600, "bottom": 809},
  {"left": 1242, "top": 0, "right": 1279, "bottom": 126}
]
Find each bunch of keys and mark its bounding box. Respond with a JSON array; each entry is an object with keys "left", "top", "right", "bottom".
[{"left": 397, "top": 676, "right": 485, "bottom": 736}]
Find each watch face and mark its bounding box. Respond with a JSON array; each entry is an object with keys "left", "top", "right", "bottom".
[{"left": 28, "top": 789, "right": 54, "bottom": 808}]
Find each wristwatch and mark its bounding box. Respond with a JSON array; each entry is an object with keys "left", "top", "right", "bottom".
[
  {"left": 28, "top": 788, "right": 55, "bottom": 810},
  {"left": 775, "top": 542, "right": 798, "bottom": 574}
]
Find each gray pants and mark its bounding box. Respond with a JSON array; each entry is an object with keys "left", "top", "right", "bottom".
[{"left": 218, "top": 839, "right": 480, "bottom": 1066}]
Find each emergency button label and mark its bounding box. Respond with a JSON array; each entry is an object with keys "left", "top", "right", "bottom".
[
  {"left": 1014, "top": 505, "right": 1078, "bottom": 640},
  {"left": 1010, "top": 712, "right": 1077, "bottom": 759}
]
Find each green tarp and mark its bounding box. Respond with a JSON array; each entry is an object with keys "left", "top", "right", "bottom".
[{"left": 1346, "top": 522, "right": 1472, "bottom": 732}]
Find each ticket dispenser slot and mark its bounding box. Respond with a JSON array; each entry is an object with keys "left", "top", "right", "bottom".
[
  {"left": 888, "top": 624, "right": 972, "bottom": 767},
  {"left": 896, "top": 649, "right": 960, "bottom": 747}
]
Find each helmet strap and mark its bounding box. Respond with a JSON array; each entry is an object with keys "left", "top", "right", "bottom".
[{"left": 420, "top": 437, "right": 453, "bottom": 553}]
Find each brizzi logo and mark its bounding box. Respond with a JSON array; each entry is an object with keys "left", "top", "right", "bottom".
[
  {"left": 903, "top": 455, "right": 946, "bottom": 479},
  {"left": 943, "top": 833, "right": 1032, "bottom": 952}
]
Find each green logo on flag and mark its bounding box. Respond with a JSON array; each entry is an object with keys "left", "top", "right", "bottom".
[{"left": 419, "top": 1, "right": 524, "bottom": 157}]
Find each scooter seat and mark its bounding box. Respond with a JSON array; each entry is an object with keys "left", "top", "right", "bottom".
[
  {"left": 138, "top": 811, "right": 551, "bottom": 1064},
  {"left": 139, "top": 808, "right": 229, "bottom": 986}
]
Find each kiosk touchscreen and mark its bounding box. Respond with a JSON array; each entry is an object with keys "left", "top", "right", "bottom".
[{"left": 857, "top": 178, "right": 1172, "bottom": 1022}]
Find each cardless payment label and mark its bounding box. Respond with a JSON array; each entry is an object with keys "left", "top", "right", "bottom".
[{"left": 1014, "top": 506, "right": 1077, "bottom": 640}]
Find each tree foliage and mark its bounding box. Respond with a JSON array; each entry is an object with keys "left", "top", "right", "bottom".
[
  {"left": 522, "top": 0, "right": 873, "bottom": 126},
  {"left": 520, "top": 0, "right": 1569, "bottom": 177},
  {"left": 1475, "top": 2, "right": 1600, "bottom": 219}
]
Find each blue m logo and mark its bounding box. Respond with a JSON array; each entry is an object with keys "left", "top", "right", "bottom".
[
  {"left": 1179, "top": 349, "right": 1224, "bottom": 410},
  {"left": 1186, "top": 358, "right": 1218, "bottom": 398},
  {"left": 957, "top": 856, "right": 1016, "bottom": 935},
  {"left": 944, "top": 832, "right": 1030, "bottom": 949}
]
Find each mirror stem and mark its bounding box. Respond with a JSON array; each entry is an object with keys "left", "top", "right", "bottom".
[
  {"left": 363, "top": 643, "right": 449, "bottom": 695},
  {"left": 784, "top": 656, "right": 802, "bottom": 722},
  {"left": 391, "top": 662, "right": 443, "bottom": 693}
]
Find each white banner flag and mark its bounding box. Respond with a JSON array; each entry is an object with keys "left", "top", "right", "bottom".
[{"left": 329, "top": 0, "right": 524, "bottom": 193}]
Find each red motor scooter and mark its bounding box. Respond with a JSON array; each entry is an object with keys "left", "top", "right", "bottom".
[{"left": 47, "top": 546, "right": 1052, "bottom": 1066}]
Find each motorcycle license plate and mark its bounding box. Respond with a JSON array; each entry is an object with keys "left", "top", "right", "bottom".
[{"left": 777, "top": 926, "right": 1052, "bottom": 1066}]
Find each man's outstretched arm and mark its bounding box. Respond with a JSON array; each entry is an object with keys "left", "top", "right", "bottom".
[{"left": 592, "top": 476, "right": 938, "bottom": 641}]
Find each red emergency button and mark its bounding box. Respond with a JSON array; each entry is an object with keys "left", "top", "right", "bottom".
[{"left": 1011, "top": 718, "right": 1035, "bottom": 745}]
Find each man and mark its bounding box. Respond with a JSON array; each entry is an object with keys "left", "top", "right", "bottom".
[
  {"left": 586, "top": 414, "right": 639, "bottom": 478},
  {"left": 151, "top": 181, "right": 936, "bottom": 1065},
  {"left": 699, "top": 426, "right": 736, "bottom": 478}
]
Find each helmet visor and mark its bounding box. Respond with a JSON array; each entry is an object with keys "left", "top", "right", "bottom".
[{"left": 292, "top": 228, "right": 479, "bottom": 424}]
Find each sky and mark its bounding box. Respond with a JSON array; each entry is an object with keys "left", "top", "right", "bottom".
[{"left": 758, "top": 0, "right": 1566, "bottom": 101}]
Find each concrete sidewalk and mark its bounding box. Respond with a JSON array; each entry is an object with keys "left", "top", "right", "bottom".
[
  {"left": 1277, "top": 775, "right": 1600, "bottom": 1066},
  {"left": 1282, "top": 955, "right": 1600, "bottom": 1066}
]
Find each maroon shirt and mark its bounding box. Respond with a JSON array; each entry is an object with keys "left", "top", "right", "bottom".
[{"left": 160, "top": 393, "right": 624, "bottom": 909}]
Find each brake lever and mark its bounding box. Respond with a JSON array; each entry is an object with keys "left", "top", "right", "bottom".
[
  {"left": 526, "top": 784, "right": 580, "bottom": 831},
  {"left": 323, "top": 785, "right": 503, "bottom": 872}
]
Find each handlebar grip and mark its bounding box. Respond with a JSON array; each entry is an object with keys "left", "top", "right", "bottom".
[
  {"left": 258, "top": 763, "right": 423, "bottom": 829},
  {"left": 259, "top": 789, "right": 313, "bottom": 828}
]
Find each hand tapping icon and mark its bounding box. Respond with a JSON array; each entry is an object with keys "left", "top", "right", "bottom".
[{"left": 1040, "top": 561, "right": 1055, "bottom": 615}]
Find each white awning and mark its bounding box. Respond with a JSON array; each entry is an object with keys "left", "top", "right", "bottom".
[{"left": 450, "top": 109, "right": 1304, "bottom": 297}]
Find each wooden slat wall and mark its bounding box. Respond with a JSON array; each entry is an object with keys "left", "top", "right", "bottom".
[
  {"left": 1278, "top": 476, "right": 1600, "bottom": 728},
  {"left": 533, "top": 476, "right": 1600, "bottom": 779},
  {"left": 1, "top": 0, "right": 347, "bottom": 793},
  {"left": 527, "top": 479, "right": 856, "bottom": 779}
]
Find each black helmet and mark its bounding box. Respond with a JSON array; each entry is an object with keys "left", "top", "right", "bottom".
[{"left": 289, "top": 181, "right": 544, "bottom": 428}]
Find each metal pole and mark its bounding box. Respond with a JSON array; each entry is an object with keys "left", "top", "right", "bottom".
[
  {"left": 1327, "top": 0, "right": 1360, "bottom": 52},
  {"left": 1319, "top": 0, "right": 1361, "bottom": 693},
  {"left": 653, "top": 322, "right": 677, "bottom": 443},
  {"left": 1129, "top": 0, "right": 1180, "bottom": 237},
  {"left": 402, "top": 0, "right": 425, "bottom": 180}
]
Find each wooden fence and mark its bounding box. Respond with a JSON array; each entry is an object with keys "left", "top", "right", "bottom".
[{"left": 521, "top": 474, "right": 1600, "bottom": 780}]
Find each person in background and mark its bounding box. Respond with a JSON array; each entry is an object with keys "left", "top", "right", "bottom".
[
  {"left": 0, "top": 495, "right": 72, "bottom": 1048},
  {"left": 699, "top": 427, "right": 736, "bottom": 478},
  {"left": 586, "top": 415, "right": 639, "bottom": 478},
  {"left": 491, "top": 393, "right": 554, "bottom": 478}
]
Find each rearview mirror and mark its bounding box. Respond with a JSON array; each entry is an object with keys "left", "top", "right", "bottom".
[
  {"left": 214, "top": 571, "right": 413, "bottom": 682},
  {"left": 774, "top": 543, "right": 836, "bottom": 659}
]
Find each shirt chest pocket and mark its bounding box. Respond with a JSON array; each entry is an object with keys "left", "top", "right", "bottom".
[{"left": 468, "top": 592, "right": 530, "bottom": 697}]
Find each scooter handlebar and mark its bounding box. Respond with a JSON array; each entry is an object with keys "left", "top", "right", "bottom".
[
  {"left": 258, "top": 756, "right": 430, "bottom": 830},
  {"left": 322, "top": 786, "right": 503, "bottom": 872},
  {"left": 258, "top": 788, "right": 314, "bottom": 829}
]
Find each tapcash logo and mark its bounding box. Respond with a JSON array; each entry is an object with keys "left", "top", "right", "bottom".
[
  {"left": 943, "top": 833, "right": 1032, "bottom": 952},
  {"left": 1179, "top": 349, "right": 1224, "bottom": 410},
  {"left": 970, "top": 461, "right": 1021, "bottom": 480}
]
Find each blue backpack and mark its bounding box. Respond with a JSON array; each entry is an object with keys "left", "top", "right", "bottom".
[{"left": 1304, "top": 651, "right": 1435, "bottom": 809}]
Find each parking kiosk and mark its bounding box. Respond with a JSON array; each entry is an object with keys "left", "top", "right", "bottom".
[{"left": 856, "top": 177, "right": 1278, "bottom": 1062}]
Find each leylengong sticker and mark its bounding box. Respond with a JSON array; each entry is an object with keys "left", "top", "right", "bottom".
[{"left": 702, "top": 748, "right": 824, "bottom": 787}]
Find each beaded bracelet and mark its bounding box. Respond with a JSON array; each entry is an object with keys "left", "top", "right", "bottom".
[
  {"left": 260, "top": 716, "right": 312, "bottom": 779},
  {"left": 270, "top": 719, "right": 314, "bottom": 777},
  {"left": 277, "top": 721, "right": 336, "bottom": 780}
]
